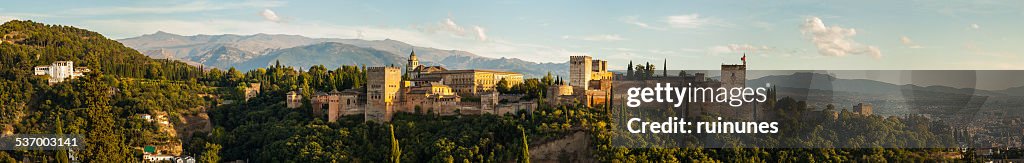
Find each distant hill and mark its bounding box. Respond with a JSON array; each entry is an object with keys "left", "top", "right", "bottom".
[
  {"left": 995, "top": 86, "right": 1024, "bottom": 96},
  {"left": 0, "top": 20, "right": 199, "bottom": 80},
  {"left": 188, "top": 45, "right": 260, "bottom": 68},
  {"left": 438, "top": 55, "right": 567, "bottom": 78},
  {"left": 748, "top": 72, "right": 1015, "bottom": 97},
  {"left": 235, "top": 42, "right": 406, "bottom": 70},
  {"left": 117, "top": 32, "right": 569, "bottom": 77}
]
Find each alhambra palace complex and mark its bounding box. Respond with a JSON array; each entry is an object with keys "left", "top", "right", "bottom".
[
  {"left": 31, "top": 54, "right": 871, "bottom": 123},
  {"left": 278, "top": 51, "right": 614, "bottom": 122}
]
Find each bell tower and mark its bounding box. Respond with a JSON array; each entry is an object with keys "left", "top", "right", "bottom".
[{"left": 405, "top": 49, "right": 419, "bottom": 77}]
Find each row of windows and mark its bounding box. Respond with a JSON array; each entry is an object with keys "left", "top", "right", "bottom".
[{"left": 369, "top": 84, "right": 399, "bottom": 89}]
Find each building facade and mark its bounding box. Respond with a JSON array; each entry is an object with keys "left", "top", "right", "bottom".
[
  {"left": 409, "top": 66, "right": 447, "bottom": 79},
  {"left": 311, "top": 90, "right": 342, "bottom": 117},
  {"left": 402, "top": 81, "right": 461, "bottom": 114},
  {"left": 418, "top": 70, "right": 523, "bottom": 96},
  {"left": 285, "top": 91, "right": 303, "bottom": 109},
  {"left": 591, "top": 60, "right": 612, "bottom": 80},
  {"left": 243, "top": 83, "right": 261, "bottom": 101},
  {"left": 559, "top": 55, "right": 615, "bottom": 108},
  {"left": 366, "top": 66, "right": 402, "bottom": 122},
  {"left": 720, "top": 64, "right": 746, "bottom": 89},
  {"left": 854, "top": 103, "right": 873, "bottom": 116},
  {"left": 34, "top": 61, "right": 89, "bottom": 84},
  {"left": 569, "top": 56, "right": 593, "bottom": 90}
]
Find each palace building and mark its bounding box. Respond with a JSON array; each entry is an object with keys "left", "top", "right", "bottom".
[
  {"left": 540, "top": 55, "right": 615, "bottom": 107},
  {"left": 401, "top": 79, "right": 461, "bottom": 114},
  {"left": 311, "top": 90, "right": 342, "bottom": 117},
  {"left": 417, "top": 70, "right": 523, "bottom": 96},
  {"left": 34, "top": 61, "right": 90, "bottom": 84},
  {"left": 404, "top": 50, "right": 523, "bottom": 96},
  {"left": 285, "top": 50, "right": 544, "bottom": 123}
]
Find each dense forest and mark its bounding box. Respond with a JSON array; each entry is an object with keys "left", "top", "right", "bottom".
[{"left": 0, "top": 20, "right": 984, "bottom": 162}]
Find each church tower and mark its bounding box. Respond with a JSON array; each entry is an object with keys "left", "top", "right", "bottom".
[{"left": 405, "top": 49, "right": 419, "bottom": 77}]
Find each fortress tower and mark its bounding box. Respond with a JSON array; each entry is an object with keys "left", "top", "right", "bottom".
[
  {"left": 720, "top": 54, "right": 749, "bottom": 119},
  {"left": 720, "top": 65, "right": 746, "bottom": 88},
  {"left": 569, "top": 56, "right": 593, "bottom": 90},
  {"left": 721, "top": 54, "right": 747, "bottom": 88},
  {"left": 366, "top": 66, "right": 402, "bottom": 122}
]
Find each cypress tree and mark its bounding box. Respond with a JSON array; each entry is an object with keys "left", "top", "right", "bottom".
[
  {"left": 627, "top": 60, "right": 633, "bottom": 79},
  {"left": 390, "top": 124, "right": 401, "bottom": 163},
  {"left": 519, "top": 126, "right": 530, "bottom": 163}
]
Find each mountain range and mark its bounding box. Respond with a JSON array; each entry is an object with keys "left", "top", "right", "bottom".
[
  {"left": 117, "top": 32, "right": 568, "bottom": 77},
  {"left": 748, "top": 72, "right": 1024, "bottom": 97}
]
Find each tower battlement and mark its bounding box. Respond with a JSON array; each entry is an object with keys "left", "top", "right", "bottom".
[
  {"left": 721, "top": 64, "right": 746, "bottom": 70},
  {"left": 368, "top": 66, "right": 400, "bottom": 72}
]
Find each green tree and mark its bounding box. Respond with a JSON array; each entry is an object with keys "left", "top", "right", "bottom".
[
  {"left": 55, "top": 116, "right": 70, "bottom": 163},
  {"left": 390, "top": 124, "right": 401, "bottom": 163},
  {"left": 201, "top": 143, "right": 221, "bottom": 163},
  {"left": 541, "top": 72, "right": 554, "bottom": 85},
  {"left": 626, "top": 60, "right": 634, "bottom": 79},
  {"left": 496, "top": 78, "right": 511, "bottom": 93},
  {"left": 519, "top": 126, "right": 530, "bottom": 163}
]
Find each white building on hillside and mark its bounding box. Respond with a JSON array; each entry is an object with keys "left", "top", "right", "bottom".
[{"left": 34, "top": 61, "right": 90, "bottom": 84}]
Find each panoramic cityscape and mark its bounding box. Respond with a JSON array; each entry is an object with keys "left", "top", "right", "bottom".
[{"left": 1, "top": 0, "right": 1023, "bottom": 162}]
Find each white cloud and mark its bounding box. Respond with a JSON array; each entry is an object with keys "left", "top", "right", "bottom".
[
  {"left": 620, "top": 16, "right": 666, "bottom": 30},
  {"left": 69, "top": 1, "right": 285, "bottom": 15},
  {"left": 665, "top": 14, "right": 709, "bottom": 29},
  {"left": 562, "top": 34, "right": 626, "bottom": 41},
  {"left": 971, "top": 24, "right": 980, "bottom": 29},
  {"left": 261, "top": 9, "right": 280, "bottom": 22},
  {"left": 473, "top": 26, "right": 487, "bottom": 41},
  {"left": 800, "top": 17, "right": 881, "bottom": 58},
  {"left": 420, "top": 17, "right": 489, "bottom": 42},
  {"left": 621, "top": 14, "right": 719, "bottom": 30},
  {"left": 441, "top": 18, "right": 465, "bottom": 33},
  {"left": 900, "top": 36, "right": 923, "bottom": 48}
]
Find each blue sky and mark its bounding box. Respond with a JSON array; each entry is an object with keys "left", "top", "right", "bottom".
[{"left": 1, "top": 0, "right": 1022, "bottom": 70}]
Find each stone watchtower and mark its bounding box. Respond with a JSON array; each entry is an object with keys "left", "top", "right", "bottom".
[
  {"left": 720, "top": 54, "right": 747, "bottom": 88},
  {"left": 366, "top": 66, "right": 402, "bottom": 122},
  {"left": 720, "top": 54, "right": 749, "bottom": 119},
  {"left": 569, "top": 56, "right": 593, "bottom": 90},
  {"left": 720, "top": 65, "right": 746, "bottom": 88}
]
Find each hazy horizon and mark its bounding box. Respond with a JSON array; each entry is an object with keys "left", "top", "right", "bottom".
[
  {"left": 613, "top": 69, "right": 1024, "bottom": 90},
  {"left": 2, "top": 0, "right": 1022, "bottom": 70}
]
